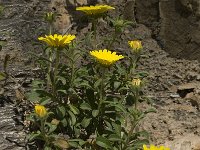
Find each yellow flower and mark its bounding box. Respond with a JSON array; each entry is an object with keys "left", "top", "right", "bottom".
[
  {"left": 143, "top": 144, "right": 170, "bottom": 150},
  {"left": 76, "top": 5, "right": 115, "bottom": 15},
  {"left": 35, "top": 105, "right": 47, "bottom": 118},
  {"left": 38, "top": 34, "right": 76, "bottom": 48},
  {"left": 132, "top": 78, "right": 141, "bottom": 86},
  {"left": 90, "top": 49, "right": 124, "bottom": 66},
  {"left": 128, "top": 40, "right": 142, "bottom": 53}
]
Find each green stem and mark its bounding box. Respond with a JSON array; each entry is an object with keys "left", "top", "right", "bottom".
[
  {"left": 69, "top": 45, "right": 75, "bottom": 88},
  {"left": 122, "top": 118, "right": 140, "bottom": 150},
  {"left": 70, "top": 60, "right": 75, "bottom": 88},
  {"left": 40, "top": 119, "right": 48, "bottom": 144},
  {"left": 107, "top": 30, "right": 118, "bottom": 49},
  {"left": 49, "top": 23, "right": 52, "bottom": 35},
  {"left": 97, "top": 67, "right": 106, "bottom": 135},
  {"left": 98, "top": 67, "right": 106, "bottom": 111},
  {"left": 92, "top": 19, "right": 98, "bottom": 48},
  {"left": 135, "top": 89, "right": 139, "bottom": 109},
  {"left": 47, "top": 48, "right": 53, "bottom": 90},
  {"left": 52, "top": 49, "right": 60, "bottom": 98},
  {"left": 134, "top": 54, "right": 140, "bottom": 69}
]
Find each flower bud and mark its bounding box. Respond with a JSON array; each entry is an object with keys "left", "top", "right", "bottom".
[
  {"left": 128, "top": 40, "right": 142, "bottom": 53},
  {"left": 132, "top": 78, "right": 141, "bottom": 87},
  {"left": 35, "top": 104, "right": 47, "bottom": 118},
  {"left": 45, "top": 12, "right": 55, "bottom": 23}
]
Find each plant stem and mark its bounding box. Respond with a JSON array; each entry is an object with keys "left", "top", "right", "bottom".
[
  {"left": 47, "top": 48, "right": 53, "bottom": 90},
  {"left": 122, "top": 117, "right": 140, "bottom": 150},
  {"left": 97, "top": 67, "right": 106, "bottom": 134},
  {"left": 49, "top": 23, "right": 52, "bottom": 35},
  {"left": 107, "top": 30, "right": 117, "bottom": 49},
  {"left": 40, "top": 119, "right": 48, "bottom": 143},
  {"left": 52, "top": 48, "right": 60, "bottom": 98},
  {"left": 135, "top": 89, "right": 139, "bottom": 109},
  {"left": 70, "top": 47, "right": 75, "bottom": 88},
  {"left": 92, "top": 18, "right": 98, "bottom": 48},
  {"left": 98, "top": 67, "right": 106, "bottom": 111}
]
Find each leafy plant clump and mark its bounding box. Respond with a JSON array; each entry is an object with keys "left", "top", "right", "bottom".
[{"left": 26, "top": 4, "right": 157, "bottom": 150}]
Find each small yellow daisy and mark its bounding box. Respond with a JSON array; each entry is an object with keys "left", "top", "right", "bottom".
[
  {"left": 90, "top": 49, "right": 124, "bottom": 66},
  {"left": 143, "top": 144, "right": 170, "bottom": 150},
  {"left": 38, "top": 34, "right": 76, "bottom": 48},
  {"left": 35, "top": 104, "right": 47, "bottom": 118},
  {"left": 76, "top": 5, "right": 115, "bottom": 15},
  {"left": 128, "top": 40, "right": 143, "bottom": 53}
]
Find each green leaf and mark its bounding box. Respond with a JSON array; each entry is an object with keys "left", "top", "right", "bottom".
[
  {"left": 92, "top": 110, "right": 99, "bottom": 117},
  {"left": 68, "top": 139, "right": 86, "bottom": 146},
  {"left": 39, "top": 97, "right": 51, "bottom": 105},
  {"left": 108, "top": 134, "right": 122, "bottom": 142},
  {"left": 81, "top": 118, "right": 92, "bottom": 128},
  {"left": 80, "top": 102, "right": 92, "bottom": 111},
  {"left": 46, "top": 122, "right": 57, "bottom": 134},
  {"left": 56, "top": 76, "right": 66, "bottom": 85},
  {"left": 68, "top": 141, "right": 79, "bottom": 148},
  {"left": 112, "top": 122, "right": 121, "bottom": 136},
  {"left": 28, "top": 131, "right": 41, "bottom": 141},
  {"left": 56, "top": 106, "right": 66, "bottom": 118},
  {"left": 0, "top": 72, "right": 6, "bottom": 81},
  {"left": 61, "top": 118, "right": 68, "bottom": 127},
  {"left": 36, "top": 89, "right": 54, "bottom": 98},
  {"left": 94, "top": 78, "right": 102, "bottom": 89},
  {"left": 105, "top": 101, "right": 126, "bottom": 113},
  {"left": 53, "top": 138, "right": 70, "bottom": 149},
  {"left": 138, "top": 71, "right": 149, "bottom": 78},
  {"left": 68, "top": 110, "right": 76, "bottom": 125},
  {"left": 77, "top": 82, "right": 93, "bottom": 89},
  {"left": 96, "top": 136, "right": 112, "bottom": 149},
  {"left": 26, "top": 113, "right": 36, "bottom": 122},
  {"left": 69, "top": 104, "right": 80, "bottom": 115},
  {"left": 44, "top": 146, "right": 52, "bottom": 150},
  {"left": 26, "top": 90, "right": 40, "bottom": 103},
  {"left": 31, "top": 80, "right": 44, "bottom": 88},
  {"left": 57, "top": 90, "right": 67, "bottom": 94},
  {"left": 114, "top": 81, "right": 121, "bottom": 89},
  {"left": 144, "top": 108, "right": 157, "bottom": 114},
  {"left": 129, "top": 139, "right": 149, "bottom": 148}
]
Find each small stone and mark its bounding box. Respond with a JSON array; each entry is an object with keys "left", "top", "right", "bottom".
[
  {"left": 170, "top": 93, "right": 180, "bottom": 98},
  {"left": 196, "top": 75, "right": 200, "bottom": 81}
]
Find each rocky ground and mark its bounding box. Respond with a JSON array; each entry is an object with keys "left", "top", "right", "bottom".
[{"left": 1, "top": 0, "right": 200, "bottom": 150}]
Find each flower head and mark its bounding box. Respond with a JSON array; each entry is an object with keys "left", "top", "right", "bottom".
[
  {"left": 38, "top": 34, "right": 76, "bottom": 48},
  {"left": 76, "top": 5, "right": 115, "bottom": 16},
  {"left": 132, "top": 78, "right": 142, "bottom": 87},
  {"left": 143, "top": 144, "right": 170, "bottom": 150},
  {"left": 128, "top": 40, "right": 142, "bottom": 53},
  {"left": 90, "top": 49, "right": 124, "bottom": 66},
  {"left": 35, "top": 105, "right": 47, "bottom": 118}
]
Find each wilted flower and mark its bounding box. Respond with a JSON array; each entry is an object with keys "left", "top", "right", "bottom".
[
  {"left": 132, "top": 78, "right": 141, "bottom": 87},
  {"left": 128, "top": 40, "right": 142, "bottom": 53},
  {"left": 76, "top": 5, "right": 115, "bottom": 16},
  {"left": 35, "top": 105, "right": 47, "bottom": 118},
  {"left": 38, "top": 34, "right": 76, "bottom": 48},
  {"left": 90, "top": 49, "right": 124, "bottom": 66},
  {"left": 143, "top": 144, "right": 170, "bottom": 150}
]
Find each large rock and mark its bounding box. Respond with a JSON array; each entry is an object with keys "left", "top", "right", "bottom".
[
  {"left": 135, "top": 0, "right": 200, "bottom": 60},
  {"left": 165, "top": 134, "right": 200, "bottom": 150}
]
